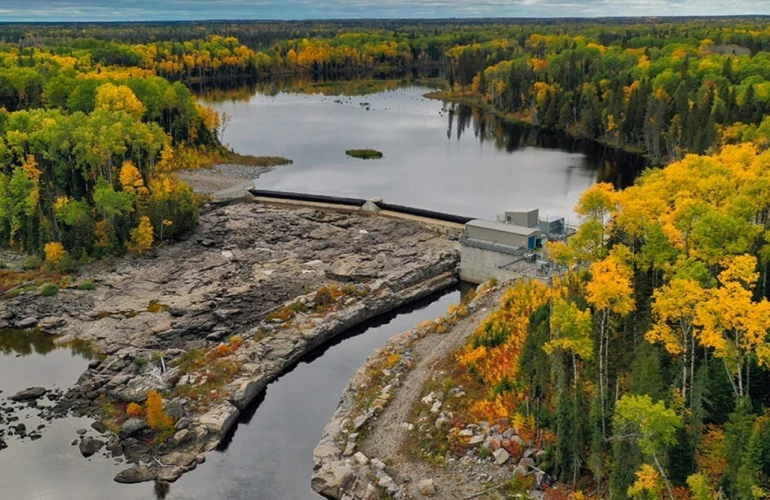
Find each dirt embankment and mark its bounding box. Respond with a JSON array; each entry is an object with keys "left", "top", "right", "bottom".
[
  {"left": 313, "top": 278, "right": 552, "bottom": 500},
  {"left": 0, "top": 200, "right": 460, "bottom": 485},
  {"left": 312, "top": 282, "right": 509, "bottom": 499}
]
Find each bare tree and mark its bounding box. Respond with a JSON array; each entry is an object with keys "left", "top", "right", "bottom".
[{"left": 218, "top": 111, "right": 232, "bottom": 144}]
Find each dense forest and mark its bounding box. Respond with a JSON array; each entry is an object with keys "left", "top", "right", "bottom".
[
  {"left": 440, "top": 27, "right": 770, "bottom": 164},
  {"left": 3, "top": 19, "right": 770, "bottom": 498},
  {"left": 447, "top": 143, "right": 770, "bottom": 499},
  {"left": 0, "top": 39, "right": 222, "bottom": 269}
]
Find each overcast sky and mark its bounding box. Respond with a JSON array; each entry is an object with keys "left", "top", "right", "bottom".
[{"left": 0, "top": 0, "right": 767, "bottom": 22}]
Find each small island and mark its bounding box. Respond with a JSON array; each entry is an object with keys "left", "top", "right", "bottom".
[{"left": 345, "top": 149, "right": 383, "bottom": 160}]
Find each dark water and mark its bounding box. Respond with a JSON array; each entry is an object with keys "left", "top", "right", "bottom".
[
  {"left": 0, "top": 330, "right": 109, "bottom": 500},
  {"left": 0, "top": 290, "right": 459, "bottom": 500},
  {"left": 163, "top": 288, "right": 459, "bottom": 500},
  {"left": 205, "top": 83, "right": 643, "bottom": 221}
]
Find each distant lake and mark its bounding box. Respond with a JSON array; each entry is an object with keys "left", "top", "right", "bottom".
[{"left": 200, "top": 81, "right": 643, "bottom": 221}]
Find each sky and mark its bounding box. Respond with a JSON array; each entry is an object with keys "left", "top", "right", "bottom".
[{"left": 0, "top": 0, "right": 768, "bottom": 22}]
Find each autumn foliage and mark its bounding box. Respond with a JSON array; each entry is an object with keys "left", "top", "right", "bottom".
[
  {"left": 127, "top": 216, "right": 154, "bottom": 255},
  {"left": 145, "top": 390, "right": 173, "bottom": 433},
  {"left": 126, "top": 402, "right": 144, "bottom": 418}
]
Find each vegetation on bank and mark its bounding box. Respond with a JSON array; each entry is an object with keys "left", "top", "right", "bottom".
[
  {"left": 221, "top": 152, "right": 293, "bottom": 167},
  {"left": 346, "top": 149, "right": 383, "bottom": 160},
  {"left": 430, "top": 143, "right": 770, "bottom": 498},
  {"left": 442, "top": 29, "right": 770, "bottom": 165}
]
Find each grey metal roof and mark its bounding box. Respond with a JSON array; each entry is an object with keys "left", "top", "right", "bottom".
[{"left": 465, "top": 219, "right": 541, "bottom": 236}]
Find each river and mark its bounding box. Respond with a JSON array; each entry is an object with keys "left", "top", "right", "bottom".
[
  {"left": 0, "top": 290, "right": 459, "bottom": 500},
  {"left": 201, "top": 80, "right": 643, "bottom": 220}
]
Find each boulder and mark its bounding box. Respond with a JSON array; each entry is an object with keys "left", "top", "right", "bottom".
[
  {"left": 228, "top": 379, "right": 260, "bottom": 410},
  {"left": 118, "top": 419, "right": 148, "bottom": 439},
  {"left": 198, "top": 402, "right": 239, "bottom": 435},
  {"left": 353, "top": 452, "right": 369, "bottom": 465},
  {"left": 493, "top": 448, "right": 510, "bottom": 465},
  {"left": 353, "top": 414, "right": 368, "bottom": 430},
  {"left": 114, "top": 465, "right": 157, "bottom": 484},
  {"left": 157, "top": 465, "right": 185, "bottom": 483},
  {"left": 79, "top": 437, "right": 105, "bottom": 458},
  {"left": 122, "top": 438, "right": 151, "bottom": 461},
  {"left": 172, "top": 429, "right": 190, "bottom": 445},
  {"left": 16, "top": 317, "right": 38, "bottom": 328},
  {"left": 361, "top": 200, "right": 381, "bottom": 213},
  {"left": 39, "top": 317, "right": 65, "bottom": 330},
  {"left": 10, "top": 387, "right": 47, "bottom": 401},
  {"left": 312, "top": 463, "right": 356, "bottom": 498},
  {"left": 418, "top": 479, "right": 436, "bottom": 496},
  {"left": 469, "top": 435, "right": 484, "bottom": 445}
]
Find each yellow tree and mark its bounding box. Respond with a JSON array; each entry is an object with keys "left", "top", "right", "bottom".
[
  {"left": 145, "top": 390, "right": 172, "bottom": 432},
  {"left": 44, "top": 241, "right": 66, "bottom": 265},
  {"left": 127, "top": 216, "right": 154, "bottom": 254},
  {"left": 545, "top": 297, "right": 593, "bottom": 388},
  {"left": 95, "top": 83, "right": 145, "bottom": 120},
  {"left": 555, "top": 182, "right": 618, "bottom": 266},
  {"left": 646, "top": 278, "right": 706, "bottom": 404},
  {"left": 586, "top": 249, "right": 635, "bottom": 436},
  {"left": 695, "top": 254, "right": 770, "bottom": 399},
  {"left": 119, "top": 160, "right": 149, "bottom": 202}
]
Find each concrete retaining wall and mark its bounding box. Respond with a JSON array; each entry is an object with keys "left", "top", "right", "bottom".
[
  {"left": 459, "top": 245, "right": 521, "bottom": 284},
  {"left": 248, "top": 189, "right": 475, "bottom": 225}
]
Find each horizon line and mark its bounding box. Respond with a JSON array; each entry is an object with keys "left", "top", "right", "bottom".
[{"left": 2, "top": 14, "right": 770, "bottom": 24}]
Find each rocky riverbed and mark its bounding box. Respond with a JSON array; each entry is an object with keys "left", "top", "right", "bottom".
[{"left": 0, "top": 199, "right": 460, "bottom": 486}]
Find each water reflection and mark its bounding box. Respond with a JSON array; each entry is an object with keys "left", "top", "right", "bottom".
[
  {"left": 447, "top": 103, "right": 642, "bottom": 189},
  {"left": 199, "top": 82, "right": 644, "bottom": 220},
  {"left": 164, "top": 288, "right": 460, "bottom": 500},
  {"left": 0, "top": 328, "right": 98, "bottom": 359}
]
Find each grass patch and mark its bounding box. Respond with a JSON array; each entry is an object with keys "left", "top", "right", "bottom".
[
  {"left": 40, "top": 284, "right": 59, "bottom": 297},
  {"left": 223, "top": 151, "right": 293, "bottom": 167},
  {"left": 147, "top": 300, "right": 169, "bottom": 313},
  {"left": 346, "top": 149, "right": 383, "bottom": 160},
  {"left": 77, "top": 280, "right": 96, "bottom": 291}
]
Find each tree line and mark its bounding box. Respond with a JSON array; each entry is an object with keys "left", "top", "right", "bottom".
[{"left": 443, "top": 29, "right": 770, "bottom": 164}]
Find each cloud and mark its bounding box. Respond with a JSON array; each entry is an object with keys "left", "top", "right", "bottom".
[{"left": 0, "top": 0, "right": 767, "bottom": 21}]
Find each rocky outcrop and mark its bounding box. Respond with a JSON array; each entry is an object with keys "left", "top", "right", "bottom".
[{"left": 0, "top": 200, "right": 462, "bottom": 485}]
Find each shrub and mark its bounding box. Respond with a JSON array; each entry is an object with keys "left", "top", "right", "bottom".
[
  {"left": 77, "top": 280, "right": 97, "bottom": 290},
  {"left": 126, "top": 402, "right": 144, "bottom": 418},
  {"left": 315, "top": 285, "right": 343, "bottom": 310},
  {"left": 23, "top": 255, "right": 43, "bottom": 270},
  {"left": 288, "top": 301, "right": 308, "bottom": 313},
  {"left": 146, "top": 390, "right": 173, "bottom": 432},
  {"left": 345, "top": 148, "right": 383, "bottom": 160},
  {"left": 132, "top": 357, "right": 148, "bottom": 369},
  {"left": 44, "top": 242, "right": 66, "bottom": 265},
  {"left": 56, "top": 254, "right": 79, "bottom": 272},
  {"left": 40, "top": 284, "right": 59, "bottom": 297}
]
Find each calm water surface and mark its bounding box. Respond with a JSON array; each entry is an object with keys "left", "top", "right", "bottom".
[
  {"left": 1, "top": 291, "right": 459, "bottom": 500},
  {"left": 207, "top": 84, "right": 641, "bottom": 220}
]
